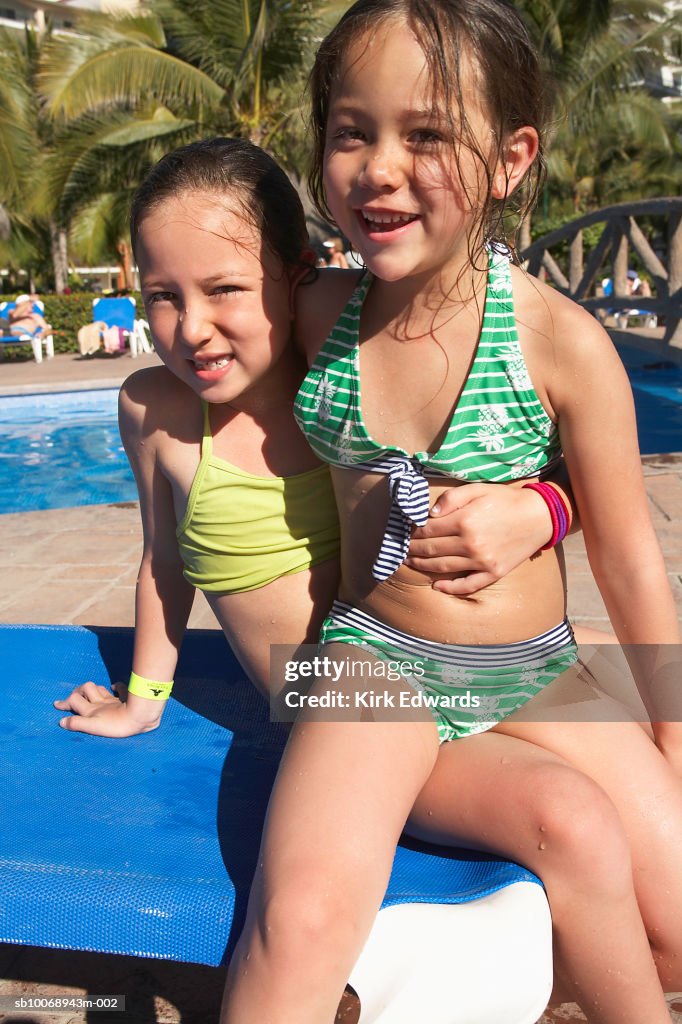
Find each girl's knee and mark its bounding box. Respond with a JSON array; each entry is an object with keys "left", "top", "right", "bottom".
[
  {"left": 527, "top": 763, "right": 631, "bottom": 889},
  {"left": 252, "top": 876, "right": 365, "bottom": 967}
]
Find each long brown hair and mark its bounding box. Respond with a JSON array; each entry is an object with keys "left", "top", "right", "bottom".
[{"left": 308, "top": 0, "right": 550, "bottom": 260}]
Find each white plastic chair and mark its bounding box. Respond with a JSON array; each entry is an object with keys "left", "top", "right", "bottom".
[
  {"left": 130, "top": 317, "right": 152, "bottom": 357},
  {"left": 349, "top": 883, "right": 553, "bottom": 1024}
]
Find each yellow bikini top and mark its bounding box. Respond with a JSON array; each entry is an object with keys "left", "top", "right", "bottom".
[{"left": 176, "top": 403, "right": 340, "bottom": 594}]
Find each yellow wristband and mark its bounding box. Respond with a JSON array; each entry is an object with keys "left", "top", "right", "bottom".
[{"left": 128, "top": 671, "right": 174, "bottom": 701}]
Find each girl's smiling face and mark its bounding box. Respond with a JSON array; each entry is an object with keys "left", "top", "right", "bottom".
[
  {"left": 137, "top": 192, "right": 294, "bottom": 408},
  {"left": 322, "top": 20, "right": 508, "bottom": 287}
]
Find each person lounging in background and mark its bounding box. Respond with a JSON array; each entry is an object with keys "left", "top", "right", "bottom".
[{"left": 8, "top": 293, "right": 52, "bottom": 340}]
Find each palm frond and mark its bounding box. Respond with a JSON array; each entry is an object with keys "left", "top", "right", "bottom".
[{"left": 41, "top": 46, "right": 224, "bottom": 120}]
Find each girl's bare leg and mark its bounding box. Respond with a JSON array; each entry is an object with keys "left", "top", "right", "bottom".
[
  {"left": 501, "top": 658, "right": 682, "bottom": 991},
  {"left": 221, "top": 649, "right": 441, "bottom": 1024},
  {"left": 408, "top": 666, "right": 679, "bottom": 1023}
]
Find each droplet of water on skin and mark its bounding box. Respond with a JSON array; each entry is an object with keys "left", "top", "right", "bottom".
[
  {"left": 539, "top": 825, "right": 546, "bottom": 833},
  {"left": 427, "top": 810, "right": 433, "bottom": 817},
  {"left": 538, "top": 841, "right": 546, "bottom": 851}
]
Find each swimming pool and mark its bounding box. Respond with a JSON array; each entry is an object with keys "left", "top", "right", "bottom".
[
  {"left": 619, "top": 343, "right": 682, "bottom": 456},
  {"left": 0, "top": 346, "right": 680, "bottom": 515},
  {"left": 0, "top": 389, "right": 137, "bottom": 514}
]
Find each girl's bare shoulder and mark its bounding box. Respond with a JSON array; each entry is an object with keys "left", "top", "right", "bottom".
[
  {"left": 119, "top": 366, "right": 200, "bottom": 444},
  {"left": 511, "top": 263, "right": 615, "bottom": 361},
  {"left": 294, "top": 267, "right": 363, "bottom": 361}
]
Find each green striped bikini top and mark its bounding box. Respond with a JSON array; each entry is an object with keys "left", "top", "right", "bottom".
[
  {"left": 294, "top": 247, "right": 561, "bottom": 483},
  {"left": 294, "top": 247, "right": 562, "bottom": 581}
]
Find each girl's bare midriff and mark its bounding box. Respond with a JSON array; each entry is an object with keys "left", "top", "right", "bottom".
[
  {"left": 333, "top": 469, "right": 567, "bottom": 645},
  {"left": 208, "top": 558, "right": 340, "bottom": 698}
]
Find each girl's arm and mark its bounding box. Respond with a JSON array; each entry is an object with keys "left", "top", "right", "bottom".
[
  {"left": 549, "top": 297, "right": 681, "bottom": 754},
  {"left": 405, "top": 466, "right": 577, "bottom": 594},
  {"left": 54, "top": 376, "right": 195, "bottom": 737}
]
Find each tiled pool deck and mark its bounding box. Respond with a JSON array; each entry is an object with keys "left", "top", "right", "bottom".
[{"left": 1, "top": 346, "right": 681, "bottom": 1024}]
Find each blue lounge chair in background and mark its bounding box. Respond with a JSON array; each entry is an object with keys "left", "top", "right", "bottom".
[
  {"left": 0, "top": 299, "right": 55, "bottom": 363},
  {"left": 90, "top": 296, "right": 152, "bottom": 357},
  {"left": 0, "top": 624, "right": 552, "bottom": 1024}
]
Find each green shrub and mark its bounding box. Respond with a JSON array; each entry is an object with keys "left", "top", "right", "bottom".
[{"left": 0, "top": 292, "right": 146, "bottom": 360}]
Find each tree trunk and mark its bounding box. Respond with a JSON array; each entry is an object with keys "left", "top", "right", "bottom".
[
  {"left": 116, "top": 240, "right": 134, "bottom": 291},
  {"left": 569, "top": 231, "right": 583, "bottom": 294},
  {"left": 665, "top": 212, "right": 682, "bottom": 347},
  {"left": 49, "top": 221, "right": 69, "bottom": 294},
  {"left": 0, "top": 203, "right": 10, "bottom": 241}
]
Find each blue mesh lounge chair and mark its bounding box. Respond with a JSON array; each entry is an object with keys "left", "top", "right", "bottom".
[
  {"left": 0, "top": 299, "right": 55, "bottom": 363},
  {"left": 0, "top": 625, "right": 552, "bottom": 1024},
  {"left": 91, "top": 296, "right": 152, "bottom": 357}
]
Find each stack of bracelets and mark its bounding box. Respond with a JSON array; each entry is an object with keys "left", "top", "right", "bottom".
[{"left": 522, "top": 480, "right": 572, "bottom": 550}]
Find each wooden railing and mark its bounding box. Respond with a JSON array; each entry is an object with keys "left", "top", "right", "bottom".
[{"left": 521, "top": 198, "right": 682, "bottom": 346}]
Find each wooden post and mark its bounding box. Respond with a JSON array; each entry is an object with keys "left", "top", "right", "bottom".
[
  {"left": 613, "top": 225, "right": 629, "bottom": 297},
  {"left": 665, "top": 212, "right": 682, "bottom": 346},
  {"left": 569, "top": 231, "right": 583, "bottom": 295}
]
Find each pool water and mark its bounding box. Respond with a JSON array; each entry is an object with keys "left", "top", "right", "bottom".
[
  {"left": 619, "top": 344, "right": 682, "bottom": 456},
  {"left": 0, "top": 346, "right": 680, "bottom": 515},
  {"left": 0, "top": 389, "right": 136, "bottom": 514}
]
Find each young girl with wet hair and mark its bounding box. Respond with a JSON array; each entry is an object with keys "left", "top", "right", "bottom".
[{"left": 221, "top": 3, "right": 682, "bottom": 1022}]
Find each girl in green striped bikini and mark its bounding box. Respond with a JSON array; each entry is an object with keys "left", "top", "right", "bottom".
[{"left": 223, "top": 3, "right": 682, "bottom": 1023}]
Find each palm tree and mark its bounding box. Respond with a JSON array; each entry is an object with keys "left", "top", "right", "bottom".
[
  {"left": 0, "top": 24, "right": 65, "bottom": 290},
  {"left": 517, "top": 0, "right": 679, "bottom": 247},
  {"left": 30, "top": 1, "right": 350, "bottom": 276}
]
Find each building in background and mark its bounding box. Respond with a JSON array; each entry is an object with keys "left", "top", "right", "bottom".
[{"left": 0, "top": 0, "right": 136, "bottom": 35}]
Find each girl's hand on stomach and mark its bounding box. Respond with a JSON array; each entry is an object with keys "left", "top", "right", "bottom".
[
  {"left": 406, "top": 483, "right": 553, "bottom": 595},
  {"left": 54, "top": 682, "right": 163, "bottom": 737}
]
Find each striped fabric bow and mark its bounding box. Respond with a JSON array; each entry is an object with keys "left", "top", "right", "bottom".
[{"left": 371, "top": 457, "right": 430, "bottom": 581}]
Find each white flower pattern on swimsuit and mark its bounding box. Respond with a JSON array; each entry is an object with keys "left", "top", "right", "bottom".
[
  {"left": 338, "top": 420, "right": 356, "bottom": 464},
  {"left": 520, "top": 666, "right": 544, "bottom": 688},
  {"left": 476, "top": 695, "right": 502, "bottom": 715},
  {"left": 498, "top": 343, "right": 534, "bottom": 390},
  {"left": 473, "top": 405, "right": 511, "bottom": 454},
  {"left": 441, "top": 665, "right": 474, "bottom": 686},
  {"left": 467, "top": 720, "right": 498, "bottom": 735},
  {"left": 313, "top": 374, "right": 336, "bottom": 421},
  {"left": 510, "top": 453, "right": 544, "bottom": 479}
]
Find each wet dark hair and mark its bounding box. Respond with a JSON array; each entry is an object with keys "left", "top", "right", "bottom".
[
  {"left": 130, "top": 137, "right": 310, "bottom": 268},
  {"left": 308, "top": 0, "right": 550, "bottom": 259}
]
